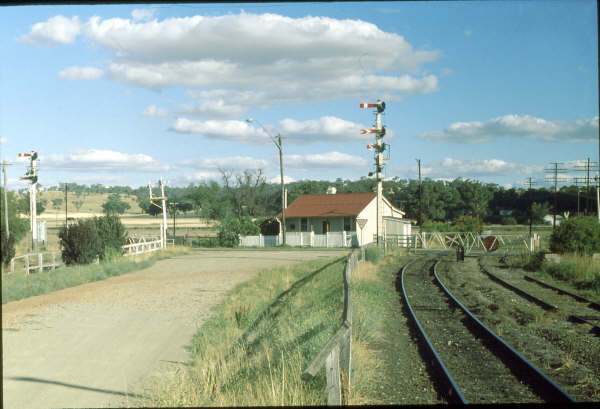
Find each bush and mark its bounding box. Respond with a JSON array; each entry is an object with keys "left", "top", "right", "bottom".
[
  {"left": 452, "top": 215, "right": 482, "bottom": 233},
  {"left": 217, "top": 216, "right": 260, "bottom": 247},
  {"left": 421, "top": 220, "right": 453, "bottom": 232},
  {"left": 501, "top": 216, "right": 518, "bottom": 225},
  {"left": 549, "top": 216, "right": 600, "bottom": 255},
  {"left": 524, "top": 251, "right": 545, "bottom": 271},
  {"left": 193, "top": 237, "right": 219, "bottom": 248},
  {"left": 94, "top": 215, "right": 127, "bottom": 260},
  {"left": 1, "top": 224, "right": 15, "bottom": 266},
  {"left": 59, "top": 219, "right": 102, "bottom": 265},
  {"left": 364, "top": 245, "right": 383, "bottom": 264},
  {"left": 542, "top": 262, "right": 577, "bottom": 282}
]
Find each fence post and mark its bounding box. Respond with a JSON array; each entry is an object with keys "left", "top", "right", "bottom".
[
  {"left": 342, "top": 230, "right": 346, "bottom": 247},
  {"left": 10, "top": 257, "right": 15, "bottom": 273},
  {"left": 52, "top": 252, "right": 56, "bottom": 270},
  {"left": 326, "top": 345, "right": 341, "bottom": 405},
  {"left": 38, "top": 253, "right": 43, "bottom": 273},
  {"left": 326, "top": 232, "right": 329, "bottom": 248},
  {"left": 310, "top": 231, "right": 314, "bottom": 247},
  {"left": 25, "top": 255, "right": 29, "bottom": 275},
  {"left": 340, "top": 330, "right": 352, "bottom": 404}
]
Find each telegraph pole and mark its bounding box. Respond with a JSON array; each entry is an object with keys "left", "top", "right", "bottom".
[
  {"left": 416, "top": 159, "right": 423, "bottom": 234},
  {"left": 170, "top": 202, "right": 179, "bottom": 242},
  {"left": 544, "top": 162, "right": 568, "bottom": 229},
  {"left": 2, "top": 160, "right": 12, "bottom": 238},
  {"left": 524, "top": 177, "right": 536, "bottom": 236},
  {"left": 361, "top": 100, "right": 387, "bottom": 247}
]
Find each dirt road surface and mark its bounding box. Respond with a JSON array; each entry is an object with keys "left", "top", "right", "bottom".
[{"left": 2, "top": 249, "right": 347, "bottom": 409}]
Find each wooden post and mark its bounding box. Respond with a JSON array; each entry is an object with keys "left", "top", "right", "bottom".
[
  {"left": 10, "top": 257, "right": 15, "bottom": 273},
  {"left": 38, "top": 253, "right": 43, "bottom": 273},
  {"left": 340, "top": 331, "right": 352, "bottom": 405},
  {"left": 25, "top": 255, "right": 30, "bottom": 275},
  {"left": 326, "top": 345, "right": 341, "bottom": 405},
  {"left": 52, "top": 252, "right": 56, "bottom": 270}
]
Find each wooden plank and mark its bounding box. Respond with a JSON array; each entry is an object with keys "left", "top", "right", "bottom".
[
  {"left": 339, "top": 330, "right": 351, "bottom": 403},
  {"left": 302, "top": 326, "right": 349, "bottom": 381},
  {"left": 326, "top": 345, "right": 341, "bottom": 406}
]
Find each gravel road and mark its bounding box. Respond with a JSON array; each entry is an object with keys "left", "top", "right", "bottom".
[{"left": 2, "top": 249, "right": 347, "bottom": 409}]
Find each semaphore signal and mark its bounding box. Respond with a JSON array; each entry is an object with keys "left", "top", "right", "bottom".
[{"left": 360, "top": 99, "right": 387, "bottom": 247}]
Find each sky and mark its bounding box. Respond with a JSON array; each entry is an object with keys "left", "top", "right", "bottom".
[{"left": 0, "top": 1, "right": 598, "bottom": 192}]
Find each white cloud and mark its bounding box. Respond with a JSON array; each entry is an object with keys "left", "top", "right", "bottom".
[
  {"left": 171, "top": 116, "right": 371, "bottom": 144},
  {"left": 141, "top": 104, "right": 168, "bottom": 118},
  {"left": 26, "top": 12, "right": 439, "bottom": 103},
  {"left": 178, "top": 99, "right": 247, "bottom": 120},
  {"left": 58, "top": 66, "right": 103, "bottom": 80},
  {"left": 284, "top": 152, "right": 368, "bottom": 169},
  {"left": 43, "top": 149, "right": 168, "bottom": 172},
  {"left": 464, "top": 29, "right": 472, "bottom": 37},
  {"left": 170, "top": 118, "right": 271, "bottom": 143},
  {"left": 20, "top": 15, "right": 81, "bottom": 46},
  {"left": 180, "top": 156, "right": 269, "bottom": 171},
  {"left": 421, "top": 114, "right": 599, "bottom": 143},
  {"left": 410, "top": 158, "right": 544, "bottom": 180},
  {"left": 131, "top": 8, "right": 156, "bottom": 22},
  {"left": 0, "top": 137, "right": 8, "bottom": 145},
  {"left": 270, "top": 175, "right": 295, "bottom": 184}
]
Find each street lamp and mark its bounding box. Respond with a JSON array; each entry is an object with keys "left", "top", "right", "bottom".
[{"left": 246, "top": 118, "right": 286, "bottom": 246}]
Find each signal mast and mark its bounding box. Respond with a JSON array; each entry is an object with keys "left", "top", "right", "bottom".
[
  {"left": 148, "top": 177, "right": 168, "bottom": 248},
  {"left": 360, "top": 100, "right": 387, "bottom": 247},
  {"left": 18, "top": 151, "right": 39, "bottom": 251}
]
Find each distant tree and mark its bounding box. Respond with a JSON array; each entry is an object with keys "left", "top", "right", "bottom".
[
  {"left": 531, "top": 202, "right": 550, "bottom": 224},
  {"left": 51, "top": 198, "right": 63, "bottom": 212},
  {"left": 73, "top": 199, "right": 85, "bottom": 212},
  {"left": 102, "top": 193, "right": 131, "bottom": 215},
  {"left": 16, "top": 193, "right": 46, "bottom": 215},
  {"left": 217, "top": 216, "right": 260, "bottom": 247},
  {"left": 94, "top": 215, "right": 127, "bottom": 260}
]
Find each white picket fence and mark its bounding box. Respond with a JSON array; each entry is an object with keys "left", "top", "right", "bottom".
[{"left": 239, "top": 231, "right": 357, "bottom": 248}]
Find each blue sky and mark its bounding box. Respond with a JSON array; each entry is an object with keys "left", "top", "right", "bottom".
[{"left": 1, "top": 1, "right": 597, "bottom": 191}]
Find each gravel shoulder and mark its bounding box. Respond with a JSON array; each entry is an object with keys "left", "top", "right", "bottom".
[{"left": 2, "top": 249, "right": 346, "bottom": 409}]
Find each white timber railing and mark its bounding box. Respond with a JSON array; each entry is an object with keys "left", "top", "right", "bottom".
[{"left": 8, "top": 251, "right": 62, "bottom": 275}]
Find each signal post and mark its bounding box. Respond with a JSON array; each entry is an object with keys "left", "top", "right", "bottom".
[{"left": 360, "top": 100, "right": 387, "bottom": 247}]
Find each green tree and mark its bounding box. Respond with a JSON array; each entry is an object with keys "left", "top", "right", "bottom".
[
  {"left": 217, "top": 216, "right": 260, "bottom": 247},
  {"left": 531, "top": 202, "right": 550, "bottom": 224},
  {"left": 51, "top": 198, "right": 63, "bottom": 212},
  {"left": 0, "top": 188, "right": 29, "bottom": 265},
  {"left": 549, "top": 216, "right": 600, "bottom": 254},
  {"left": 452, "top": 215, "right": 482, "bottom": 233},
  {"left": 102, "top": 193, "right": 131, "bottom": 215}
]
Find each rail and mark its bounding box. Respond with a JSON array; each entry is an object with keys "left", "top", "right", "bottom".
[
  {"left": 301, "top": 249, "right": 359, "bottom": 405},
  {"left": 401, "top": 257, "right": 576, "bottom": 403},
  {"left": 8, "top": 252, "right": 62, "bottom": 275}
]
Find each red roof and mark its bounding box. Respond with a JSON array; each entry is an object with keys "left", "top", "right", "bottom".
[{"left": 279, "top": 192, "right": 376, "bottom": 218}]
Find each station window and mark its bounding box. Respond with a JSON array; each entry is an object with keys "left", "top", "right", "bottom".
[{"left": 301, "top": 218, "right": 308, "bottom": 232}]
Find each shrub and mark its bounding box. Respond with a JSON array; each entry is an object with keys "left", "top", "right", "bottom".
[
  {"left": 523, "top": 251, "right": 545, "bottom": 271},
  {"left": 1, "top": 224, "right": 15, "bottom": 266},
  {"left": 94, "top": 215, "right": 127, "bottom": 260},
  {"left": 59, "top": 219, "right": 102, "bottom": 265},
  {"left": 217, "top": 216, "right": 260, "bottom": 247},
  {"left": 542, "top": 262, "right": 577, "bottom": 282},
  {"left": 549, "top": 216, "right": 600, "bottom": 255},
  {"left": 193, "top": 237, "right": 219, "bottom": 248},
  {"left": 364, "top": 245, "right": 383, "bottom": 264},
  {"left": 501, "top": 216, "right": 518, "bottom": 225},
  {"left": 452, "top": 215, "right": 482, "bottom": 233},
  {"left": 421, "top": 220, "right": 453, "bottom": 232}
]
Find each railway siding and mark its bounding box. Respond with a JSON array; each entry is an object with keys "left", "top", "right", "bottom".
[
  {"left": 437, "top": 256, "right": 600, "bottom": 401},
  {"left": 401, "top": 257, "right": 547, "bottom": 404}
]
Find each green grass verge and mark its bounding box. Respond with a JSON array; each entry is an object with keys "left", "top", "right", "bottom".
[
  {"left": 140, "top": 255, "right": 348, "bottom": 406},
  {"left": 1, "top": 246, "right": 190, "bottom": 304},
  {"left": 540, "top": 254, "right": 600, "bottom": 293}
]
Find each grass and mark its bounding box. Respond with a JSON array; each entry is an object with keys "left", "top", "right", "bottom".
[
  {"left": 140, "top": 255, "right": 349, "bottom": 406},
  {"left": 1, "top": 246, "right": 190, "bottom": 304}
]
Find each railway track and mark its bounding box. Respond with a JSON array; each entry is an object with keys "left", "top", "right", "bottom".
[
  {"left": 401, "top": 257, "right": 576, "bottom": 404},
  {"left": 479, "top": 259, "right": 600, "bottom": 336}
]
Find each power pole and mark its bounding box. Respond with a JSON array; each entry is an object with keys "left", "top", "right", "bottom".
[
  {"left": 18, "top": 151, "right": 39, "bottom": 251},
  {"left": 572, "top": 158, "right": 598, "bottom": 215},
  {"left": 361, "top": 100, "right": 386, "bottom": 247},
  {"left": 524, "top": 177, "right": 536, "bottom": 236},
  {"left": 544, "top": 162, "right": 568, "bottom": 230},
  {"left": 64, "top": 183, "right": 68, "bottom": 225},
  {"left": 170, "top": 202, "right": 179, "bottom": 242},
  {"left": 416, "top": 159, "right": 422, "bottom": 234},
  {"left": 2, "top": 160, "right": 12, "bottom": 238}
]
